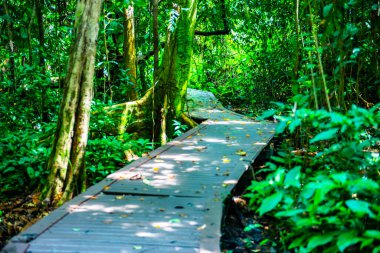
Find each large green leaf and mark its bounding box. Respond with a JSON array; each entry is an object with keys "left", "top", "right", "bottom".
[
  {"left": 323, "top": 3, "right": 334, "bottom": 18},
  {"left": 310, "top": 128, "right": 339, "bottom": 143},
  {"left": 364, "top": 230, "right": 380, "bottom": 240},
  {"left": 337, "top": 230, "right": 361, "bottom": 252},
  {"left": 258, "top": 191, "right": 283, "bottom": 216},
  {"left": 346, "top": 200, "right": 375, "bottom": 217},
  {"left": 307, "top": 233, "right": 335, "bottom": 251},
  {"left": 284, "top": 166, "right": 301, "bottom": 188}
]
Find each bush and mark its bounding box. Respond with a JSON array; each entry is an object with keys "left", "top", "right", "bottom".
[{"left": 245, "top": 104, "right": 380, "bottom": 252}]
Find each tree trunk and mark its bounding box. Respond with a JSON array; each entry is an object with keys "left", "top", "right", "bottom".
[
  {"left": 3, "top": 0, "right": 16, "bottom": 89},
  {"left": 123, "top": 4, "right": 138, "bottom": 100},
  {"left": 112, "top": 0, "right": 199, "bottom": 143},
  {"left": 152, "top": 0, "right": 159, "bottom": 81},
  {"left": 155, "top": 0, "right": 199, "bottom": 142},
  {"left": 35, "top": 0, "right": 49, "bottom": 122},
  {"left": 42, "top": 0, "right": 103, "bottom": 206}
]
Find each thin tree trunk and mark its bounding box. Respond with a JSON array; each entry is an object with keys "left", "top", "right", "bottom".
[
  {"left": 42, "top": 0, "right": 103, "bottom": 206},
  {"left": 123, "top": 4, "right": 138, "bottom": 100},
  {"left": 152, "top": 0, "right": 159, "bottom": 81},
  {"left": 3, "top": 0, "right": 16, "bottom": 89},
  {"left": 35, "top": 0, "right": 49, "bottom": 122}
]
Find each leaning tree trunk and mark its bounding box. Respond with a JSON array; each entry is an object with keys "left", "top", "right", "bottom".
[
  {"left": 42, "top": 0, "right": 103, "bottom": 206},
  {"left": 109, "top": 0, "right": 198, "bottom": 143}
]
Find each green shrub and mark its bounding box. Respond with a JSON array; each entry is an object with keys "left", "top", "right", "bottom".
[
  {"left": 245, "top": 104, "right": 380, "bottom": 252},
  {"left": 0, "top": 122, "right": 55, "bottom": 197},
  {"left": 86, "top": 134, "right": 153, "bottom": 184}
]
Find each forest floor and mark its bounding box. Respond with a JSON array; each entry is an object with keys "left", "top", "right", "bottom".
[{"left": 0, "top": 193, "right": 52, "bottom": 249}]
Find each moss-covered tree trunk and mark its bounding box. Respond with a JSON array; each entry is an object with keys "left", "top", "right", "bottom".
[
  {"left": 123, "top": 4, "right": 138, "bottom": 100},
  {"left": 155, "top": 0, "right": 199, "bottom": 143},
  {"left": 42, "top": 0, "right": 103, "bottom": 206},
  {"left": 112, "top": 0, "right": 198, "bottom": 143}
]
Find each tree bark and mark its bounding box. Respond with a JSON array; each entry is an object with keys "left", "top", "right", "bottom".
[
  {"left": 42, "top": 0, "right": 103, "bottom": 206},
  {"left": 3, "top": 0, "right": 16, "bottom": 88},
  {"left": 123, "top": 4, "right": 138, "bottom": 100},
  {"left": 152, "top": 0, "right": 159, "bottom": 81},
  {"left": 35, "top": 0, "right": 50, "bottom": 122},
  {"left": 108, "top": 0, "right": 199, "bottom": 143}
]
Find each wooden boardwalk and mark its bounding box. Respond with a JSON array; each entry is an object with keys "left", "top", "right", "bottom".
[{"left": 2, "top": 89, "right": 275, "bottom": 253}]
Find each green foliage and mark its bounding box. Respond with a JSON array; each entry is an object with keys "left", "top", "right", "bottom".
[
  {"left": 245, "top": 105, "right": 380, "bottom": 252},
  {"left": 86, "top": 134, "right": 152, "bottom": 184},
  {"left": 0, "top": 123, "right": 55, "bottom": 197},
  {"left": 172, "top": 120, "right": 188, "bottom": 137}
]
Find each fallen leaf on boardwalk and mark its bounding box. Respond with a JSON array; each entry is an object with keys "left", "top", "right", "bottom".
[
  {"left": 168, "top": 174, "right": 176, "bottom": 180},
  {"left": 139, "top": 198, "right": 145, "bottom": 201},
  {"left": 115, "top": 195, "right": 125, "bottom": 200},
  {"left": 133, "top": 245, "right": 143, "bottom": 250},
  {"left": 153, "top": 167, "right": 160, "bottom": 173},
  {"left": 129, "top": 173, "right": 143, "bottom": 180},
  {"left": 216, "top": 167, "right": 220, "bottom": 171},
  {"left": 155, "top": 159, "right": 165, "bottom": 163},
  {"left": 159, "top": 208, "right": 166, "bottom": 212},
  {"left": 246, "top": 134, "right": 250, "bottom": 138},
  {"left": 222, "top": 171, "right": 230, "bottom": 176},
  {"left": 169, "top": 218, "right": 181, "bottom": 223},
  {"left": 222, "top": 157, "right": 231, "bottom": 163},
  {"left": 103, "top": 219, "right": 113, "bottom": 224},
  {"left": 120, "top": 214, "right": 130, "bottom": 218},
  {"left": 179, "top": 213, "right": 188, "bottom": 218},
  {"left": 197, "top": 224, "right": 207, "bottom": 230},
  {"left": 223, "top": 117, "right": 230, "bottom": 121},
  {"left": 270, "top": 130, "right": 275, "bottom": 134},
  {"left": 103, "top": 186, "right": 110, "bottom": 190},
  {"left": 142, "top": 178, "right": 152, "bottom": 185},
  {"left": 236, "top": 150, "right": 247, "bottom": 156},
  {"left": 195, "top": 146, "right": 207, "bottom": 151},
  {"left": 153, "top": 224, "right": 161, "bottom": 229},
  {"left": 257, "top": 130, "right": 263, "bottom": 135}
]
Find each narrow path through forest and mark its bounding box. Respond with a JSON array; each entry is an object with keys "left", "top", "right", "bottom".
[{"left": 3, "top": 89, "right": 275, "bottom": 253}]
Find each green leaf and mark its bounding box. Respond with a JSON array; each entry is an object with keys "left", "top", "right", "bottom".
[
  {"left": 346, "top": 200, "right": 375, "bottom": 217},
  {"left": 289, "top": 235, "right": 306, "bottom": 249},
  {"left": 27, "top": 167, "right": 35, "bottom": 179},
  {"left": 364, "top": 230, "right": 380, "bottom": 240},
  {"left": 244, "top": 223, "right": 262, "bottom": 232},
  {"left": 257, "top": 109, "right": 276, "bottom": 120},
  {"left": 275, "top": 209, "right": 304, "bottom": 218},
  {"left": 307, "top": 233, "right": 335, "bottom": 251},
  {"left": 284, "top": 166, "right": 301, "bottom": 188},
  {"left": 258, "top": 191, "right": 283, "bottom": 216},
  {"left": 310, "top": 128, "right": 339, "bottom": 143},
  {"left": 323, "top": 4, "right": 334, "bottom": 18},
  {"left": 337, "top": 231, "right": 361, "bottom": 252}
]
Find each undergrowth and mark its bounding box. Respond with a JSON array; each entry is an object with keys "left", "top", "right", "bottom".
[{"left": 245, "top": 104, "right": 380, "bottom": 252}]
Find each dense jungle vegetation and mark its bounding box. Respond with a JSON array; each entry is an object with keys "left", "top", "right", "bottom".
[{"left": 1, "top": 0, "right": 379, "bottom": 252}]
